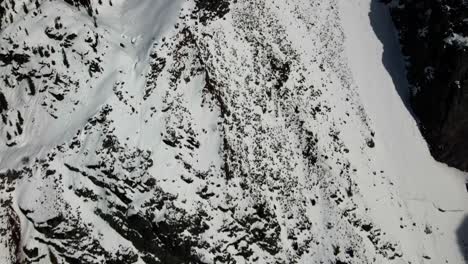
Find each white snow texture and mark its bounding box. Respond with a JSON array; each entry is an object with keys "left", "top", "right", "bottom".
[{"left": 0, "top": 0, "right": 466, "bottom": 263}]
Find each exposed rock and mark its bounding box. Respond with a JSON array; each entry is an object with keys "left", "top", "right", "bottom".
[
  {"left": 388, "top": 0, "right": 468, "bottom": 170},
  {"left": 0, "top": 0, "right": 459, "bottom": 263}
]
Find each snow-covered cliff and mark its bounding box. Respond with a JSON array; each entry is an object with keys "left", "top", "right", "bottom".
[{"left": 0, "top": 0, "right": 466, "bottom": 263}]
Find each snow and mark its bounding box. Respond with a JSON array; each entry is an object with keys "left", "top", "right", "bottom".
[
  {"left": 445, "top": 32, "right": 468, "bottom": 47},
  {"left": 0, "top": 0, "right": 467, "bottom": 263},
  {"left": 0, "top": 0, "right": 185, "bottom": 169},
  {"left": 338, "top": 0, "right": 468, "bottom": 262}
]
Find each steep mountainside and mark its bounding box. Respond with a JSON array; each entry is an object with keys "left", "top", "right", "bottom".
[
  {"left": 388, "top": 0, "right": 468, "bottom": 171},
  {"left": 0, "top": 0, "right": 467, "bottom": 264}
]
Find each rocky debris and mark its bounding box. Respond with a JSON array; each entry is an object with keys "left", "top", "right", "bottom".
[
  {"left": 64, "top": 0, "right": 91, "bottom": 9},
  {"left": 0, "top": 0, "right": 411, "bottom": 263},
  {"left": 63, "top": 0, "right": 93, "bottom": 15},
  {"left": 0, "top": 169, "right": 29, "bottom": 263},
  {"left": 194, "top": 0, "right": 230, "bottom": 25},
  {"left": 0, "top": 1, "right": 106, "bottom": 147},
  {"left": 388, "top": 0, "right": 468, "bottom": 170}
]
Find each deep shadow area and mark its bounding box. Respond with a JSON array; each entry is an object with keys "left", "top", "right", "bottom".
[
  {"left": 368, "top": 0, "right": 416, "bottom": 119},
  {"left": 458, "top": 215, "right": 468, "bottom": 263}
]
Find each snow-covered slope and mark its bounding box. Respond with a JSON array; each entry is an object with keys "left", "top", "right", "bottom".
[
  {"left": 0, "top": 0, "right": 466, "bottom": 263},
  {"left": 339, "top": 1, "right": 468, "bottom": 263}
]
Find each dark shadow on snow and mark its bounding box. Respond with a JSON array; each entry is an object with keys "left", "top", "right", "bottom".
[
  {"left": 369, "top": 2, "right": 467, "bottom": 262},
  {"left": 369, "top": 3, "right": 468, "bottom": 264},
  {"left": 457, "top": 215, "right": 468, "bottom": 263},
  {"left": 368, "top": 0, "right": 416, "bottom": 119}
]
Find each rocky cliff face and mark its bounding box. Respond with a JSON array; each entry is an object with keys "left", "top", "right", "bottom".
[
  {"left": 0, "top": 0, "right": 467, "bottom": 263},
  {"left": 0, "top": 1, "right": 404, "bottom": 263},
  {"left": 388, "top": 0, "right": 468, "bottom": 171}
]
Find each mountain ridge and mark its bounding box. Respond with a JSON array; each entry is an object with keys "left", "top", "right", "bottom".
[{"left": 0, "top": 0, "right": 467, "bottom": 263}]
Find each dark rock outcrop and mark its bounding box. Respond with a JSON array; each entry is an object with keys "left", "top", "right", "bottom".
[
  {"left": 388, "top": 0, "right": 468, "bottom": 171},
  {"left": 63, "top": 0, "right": 91, "bottom": 9}
]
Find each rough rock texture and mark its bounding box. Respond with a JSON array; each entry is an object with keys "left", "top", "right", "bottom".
[
  {"left": 0, "top": 0, "right": 466, "bottom": 263},
  {"left": 0, "top": 0, "right": 407, "bottom": 263},
  {"left": 388, "top": 0, "right": 468, "bottom": 171}
]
